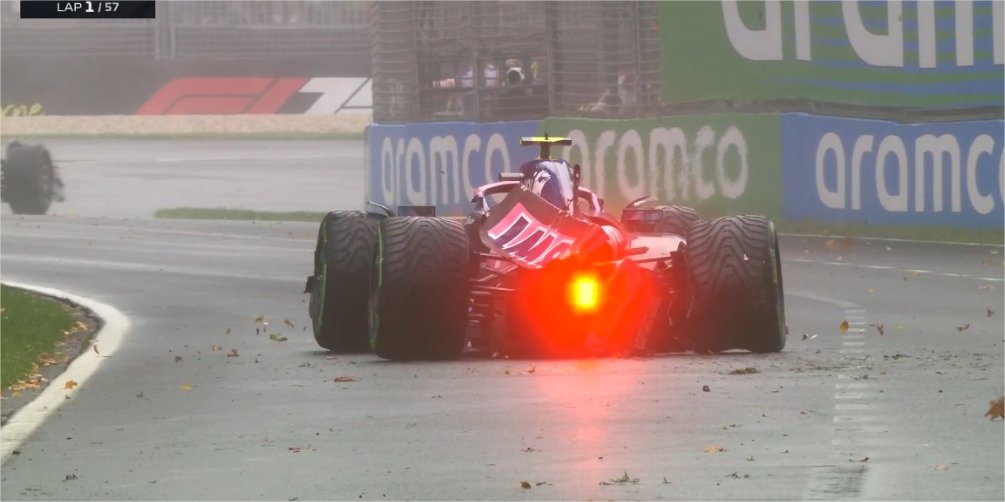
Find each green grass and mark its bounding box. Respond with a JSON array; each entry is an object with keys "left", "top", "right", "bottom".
[
  {"left": 775, "top": 219, "right": 1004, "bottom": 245},
  {"left": 154, "top": 207, "right": 328, "bottom": 222},
  {"left": 154, "top": 207, "right": 1004, "bottom": 244},
  {"left": 0, "top": 131, "right": 364, "bottom": 141},
  {"left": 1, "top": 285, "right": 77, "bottom": 389}
]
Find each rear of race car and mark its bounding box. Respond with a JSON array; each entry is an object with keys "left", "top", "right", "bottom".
[{"left": 469, "top": 186, "right": 671, "bottom": 357}]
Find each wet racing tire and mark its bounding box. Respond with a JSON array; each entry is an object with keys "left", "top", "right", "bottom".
[
  {"left": 369, "top": 217, "right": 470, "bottom": 360},
  {"left": 652, "top": 205, "right": 698, "bottom": 236},
  {"left": 684, "top": 215, "right": 786, "bottom": 353},
  {"left": 308, "top": 211, "right": 378, "bottom": 352},
  {"left": 3, "top": 143, "right": 55, "bottom": 215}
]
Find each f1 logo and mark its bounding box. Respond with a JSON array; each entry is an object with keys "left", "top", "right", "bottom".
[
  {"left": 137, "top": 77, "right": 372, "bottom": 115},
  {"left": 137, "top": 78, "right": 306, "bottom": 115}
]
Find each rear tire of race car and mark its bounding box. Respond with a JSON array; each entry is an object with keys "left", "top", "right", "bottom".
[
  {"left": 308, "top": 211, "right": 378, "bottom": 352},
  {"left": 684, "top": 215, "right": 786, "bottom": 353},
  {"left": 369, "top": 217, "right": 470, "bottom": 361},
  {"left": 3, "top": 144, "right": 55, "bottom": 215},
  {"left": 652, "top": 205, "right": 698, "bottom": 236}
]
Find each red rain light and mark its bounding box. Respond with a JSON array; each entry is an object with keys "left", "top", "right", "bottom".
[{"left": 569, "top": 273, "right": 600, "bottom": 312}]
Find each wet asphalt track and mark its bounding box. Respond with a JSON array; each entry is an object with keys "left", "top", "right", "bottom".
[{"left": 1, "top": 139, "right": 1002, "bottom": 500}]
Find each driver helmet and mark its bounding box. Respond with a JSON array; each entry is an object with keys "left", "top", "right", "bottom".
[{"left": 519, "top": 158, "right": 574, "bottom": 211}]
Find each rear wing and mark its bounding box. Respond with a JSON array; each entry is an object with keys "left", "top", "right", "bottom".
[{"left": 520, "top": 136, "right": 572, "bottom": 160}]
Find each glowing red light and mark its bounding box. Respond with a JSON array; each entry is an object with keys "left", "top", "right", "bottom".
[{"left": 569, "top": 274, "right": 600, "bottom": 312}]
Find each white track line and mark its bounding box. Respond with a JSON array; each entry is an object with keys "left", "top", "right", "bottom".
[
  {"left": 786, "top": 257, "right": 1003, "bottom": 282},
  {"left": 0, "top": 281, "right": 130, "bottom": 464}
]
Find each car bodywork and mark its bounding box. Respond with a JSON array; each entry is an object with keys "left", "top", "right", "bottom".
[{"left": 308, "top": 136, "right": 786, "bottom": 360}]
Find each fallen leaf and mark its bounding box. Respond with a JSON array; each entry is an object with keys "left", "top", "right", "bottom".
[
  {"left": 985, "top": 397, "right": 1004, "bottom": 421},
  {"left": 987, "top": 308, "right": 995, "bottom": 318},
  {"left": 704, "top": 445, "right": 726, "bottom": 453},
  {"left": 871, "top": 323, "right": 885, "bottom": 336},
  {"left": 935, "top": 464, "right": 949, "bottom": 471},
  {"left": 180, "top": 384, "right": 192, "bottom": 391},
  {"left": 64, "top": 380, "right": 78, "bottom": 390},
  {"left": 521, "top": 366, "right": 536, "bottom": 375},
  {"left": 226, "top": 349, "right": 239, "bottom": 358},
  {"left": 504, "top": 369, "right": 511, "bottom": 375},
  {"left": 729, "top": 367, "right": 759, "bottom": 375},
  {"left": 254, "top": 315, "right": 265, "bottom": 323},
  {"left": 210, "top": 344, "right": 222, "bottom": 352},
  {"left": 284, "top": 318, "right": 295, "bottom": 328},
  {"left": 38, "top": 353, "right": 60, "bottom": 366},
  {"left": 333, "top": 376, "right": 356, "bottom": 383},
  {"left": 269, "top": 334, "right": 289, "bottom": 342},
  {"left": 839, "top": 320, "right": 849, "bottom": 333},
  {"left": 522, "top": 447, "right": 538, "bottom": 453},
  {"left": 520, "top": 481, "right": 531, "bottom": 490},
  {"left": 600, "top": 471, "right": 639, "bottom": 485},
  {"left": 955, "top": 323, "right": 970, "bottom": 332},
  {"left": 225, "top": 328, "right": 231, "bottom": 334},
  {"left": 702, "top": 385, "right": 710, "bottom": 392},
  {"left": 860, "top": 456, "right": 870, "bottom": 462},
  {"left": 65, "top": 473, "right": 78, "bottom": 481}
]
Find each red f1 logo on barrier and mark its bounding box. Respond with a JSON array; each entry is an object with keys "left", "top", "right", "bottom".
[
  {"left": 136, "top": 77, "right": 307, "bottom": 115},
  {"left": 137, "top": 77, "right": 372, "bottom": 115}
]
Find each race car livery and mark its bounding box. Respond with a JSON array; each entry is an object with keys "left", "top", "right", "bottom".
[{"left": 307, "top": 136, "right": 786, "bottom": 359}]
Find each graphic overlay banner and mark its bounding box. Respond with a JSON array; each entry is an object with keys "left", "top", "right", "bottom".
[{"left": 19, "top": 1, "right": 156, "bottom": 19}]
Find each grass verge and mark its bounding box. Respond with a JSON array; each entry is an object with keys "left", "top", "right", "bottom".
[
  {"left": 155, "top": 207, "right": 1004, "bottom": 245},
  {"left": 0, "top": 131, "right": 364, "bottom": 141},
  {"left": 775, "top": 219, "right": 1003, "bottom": 245},
  {"left": 0, "top": 285, "right": 77, "bottom": 389},
  {"left": 155, "top": 207, "right": 328, "bottom": 222}
]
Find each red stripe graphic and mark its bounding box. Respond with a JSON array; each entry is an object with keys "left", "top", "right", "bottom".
[{"left": 137, "top": 77, "right": 304, "bottom": 115}]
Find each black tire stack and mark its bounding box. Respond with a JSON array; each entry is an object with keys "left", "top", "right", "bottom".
[{"left": 683, "top": 215, "right": 786, "bottom": 353}]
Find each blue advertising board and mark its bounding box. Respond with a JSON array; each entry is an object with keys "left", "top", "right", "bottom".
[
  {"left": 782, "top": 114, "right": 1004, "bottom": 228},
  {"left": 365, "top": 121, "right": 540, "bottom": 216}
]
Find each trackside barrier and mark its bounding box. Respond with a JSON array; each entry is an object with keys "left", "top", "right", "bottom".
[
  {"left": 364, "top": 114, "right": 1003, "bottom": 232},
  {"left": 782, "top": 114, "right": 1004, "bottom": 229},
  {"left": 365, "top": 121, "right": 540, "bottom": 216}
]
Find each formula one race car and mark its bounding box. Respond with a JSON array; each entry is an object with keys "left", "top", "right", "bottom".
[
  {"left": 1, "top": 141, "right": 65, "bottom": 215},
  {"left": 306, "top": 136, "right": 785, "bottom": 360}
]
